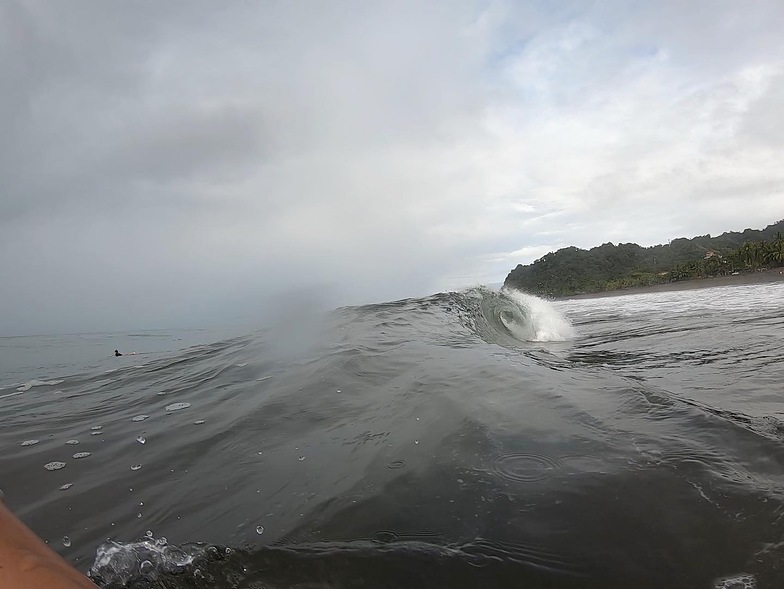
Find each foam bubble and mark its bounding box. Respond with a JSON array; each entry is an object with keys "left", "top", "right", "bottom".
[
  {"left": 45, "top": 461, "right": 66, "bottom": 471},
  {"left": 21, "top": 439, "right": 40, "bottom": 446},
  {"left": 73, "top": 452, "right": 91, "bottom": 459},
  {"left": 59, "top": 483, "right": 73, "bottom": 491},
  {"left": 255, "top": 525, "right": 264, "bottom": 535},
  {"left": 137, "top": 436, "right": 146, "bottom": 444},
  {"left": 62, "top": 536, "right": 71, "bottom": 547},
  {"left": 713, "top": 573, "right": 756, "bottom": 589},
  {"left": 132, "top": 415, "right": 149, "bottom": 422},
  {"left": 89, "top": 535, "right": 208, "bottom": 587},
  {"left": 131, "top": 464, "right": 142, "bottom": 471},
  {"left": 165, "top": 402, "right": 191, "bottom": 411},
  {"left": 66, "top": 439, "right": 80, "bottom": 445}
]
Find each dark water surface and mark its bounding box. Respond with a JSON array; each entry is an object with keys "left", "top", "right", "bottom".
[{"left": 2, "top": 284, "right": 783, "bottom": 588}]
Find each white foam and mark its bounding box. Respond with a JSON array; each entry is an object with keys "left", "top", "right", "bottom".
[
  {"left": 503, "top": 288, "right": 575, "bottom": 342},
  {"left": 0, "top": 391, "right": 24, "bottom": 400},
  {"left": 713, "top": 573, "right": 756, "bottom": 589},
  {"left": 89, "top": 535, "right": 206, "bottom": 586},
  {"left": 16, "top": 379, "right": 64, "bottom": 392},
  {"left": 165, "top": 402, "right": 191, "bottom": 411}
]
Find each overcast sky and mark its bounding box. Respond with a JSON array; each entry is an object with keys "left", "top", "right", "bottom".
[{"left": 2, "top": 1, "right": 784, "bottom": 335}]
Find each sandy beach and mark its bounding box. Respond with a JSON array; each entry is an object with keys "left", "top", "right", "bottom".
[{"left": 562, "top": 267, "right": 784, "bottom": 300}]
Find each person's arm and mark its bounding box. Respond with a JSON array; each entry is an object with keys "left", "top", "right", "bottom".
[{"left": 0, "top": 499, "right": 97, "bottom": 588}]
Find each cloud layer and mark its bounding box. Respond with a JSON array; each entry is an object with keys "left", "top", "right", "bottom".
[{"left": 2, "top": 0, "right": 783, "bottom": 334}]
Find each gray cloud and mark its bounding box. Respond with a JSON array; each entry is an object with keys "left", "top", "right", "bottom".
[{"left": 2, "top": 0, "right": 784, "bottom": 335}]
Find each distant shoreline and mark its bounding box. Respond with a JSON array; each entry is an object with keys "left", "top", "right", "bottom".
[{"left": 557, "top": 268, "right": 784, "bottom": 300}]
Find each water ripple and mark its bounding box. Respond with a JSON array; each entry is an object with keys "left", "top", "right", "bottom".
[{"left": 491, "top": 453, "right": 561, "bottom": 484}]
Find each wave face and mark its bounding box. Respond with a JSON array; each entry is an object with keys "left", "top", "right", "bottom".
[{"left": 3, "top": 282, "right": 784, "bottom": 589}]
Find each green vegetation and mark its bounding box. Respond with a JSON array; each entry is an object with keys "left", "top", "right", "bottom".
[{"left": 504, "top": 221, "right": 784, "bottom": 297}]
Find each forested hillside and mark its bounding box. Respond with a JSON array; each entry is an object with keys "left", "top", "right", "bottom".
[{"left": 504, "top": 220, "right": 784, "bottom": 296}]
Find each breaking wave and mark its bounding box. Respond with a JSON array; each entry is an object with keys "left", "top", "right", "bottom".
[{"left": 450, "top": 286, "right": 574, "bottom": 346}]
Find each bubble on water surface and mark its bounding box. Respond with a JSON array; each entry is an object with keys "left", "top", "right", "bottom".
[
  {"left": 62, "top": 536, "right": 71, "bottom": 547},
  {"left": 132, "top": 415, "right": 149, "bottom": 422},
  {"left": 131, "top": 464, "right": 142, "bottom": 471},
  {"left": 91, "top": 431, "right": 102, "bottom": 436},
  {"left": 714, "top": 574, "right": 756, "bottom": 589},
  {"left": 21, "top": 439, "right": 39, "bottom": 446},
  {"left": 165, "top": 402, "right": 191, "bottom": 411},
  {"left": 194, "top": 420, "right": 205, "bottom": 425},
  {"left": 137, "top": 436, "right": 146, "bottom": 444},
  {"left": 91, "top": 425, "right": 103, "bottom": 430},
  {"left": 255, "top": 525, "right": 265, "bottom": 535},
  {"left": 73, "top": 452, "right": 91, "bottom": 459},
  {"left": 45, "top": 461, "right": 66, "bottom": 471},
  {"left": 66, "top": 439, "right": 79, "bottom": 445},
  {"left": 59, "top": 483, "right": 73, "bottom": 490}
]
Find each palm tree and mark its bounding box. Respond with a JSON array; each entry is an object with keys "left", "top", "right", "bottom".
[
  {"left": 742, "top": 241, "right": 766, "bottom": 269},
  {"left": 770, "top": 232, "right": 784, "bottom": 266}
]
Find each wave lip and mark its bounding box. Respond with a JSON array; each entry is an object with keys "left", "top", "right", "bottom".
[{"left": 501, "top": 288, "right": 575, "bottom": 342}]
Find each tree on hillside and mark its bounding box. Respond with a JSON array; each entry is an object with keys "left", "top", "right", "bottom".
[{"left": 768, "top": 232, "right": 784, "bottom": 265}]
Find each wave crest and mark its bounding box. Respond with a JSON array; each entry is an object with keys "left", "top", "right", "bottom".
[{"left": 454, "top": 286, "right": 574, "bottom": 346}]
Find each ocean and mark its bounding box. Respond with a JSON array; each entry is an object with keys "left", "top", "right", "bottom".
[{"left": 1, "top": 283, "right": 783, "bottom": 589}]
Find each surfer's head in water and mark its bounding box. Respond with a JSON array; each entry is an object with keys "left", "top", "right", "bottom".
[{"left": 114, "top": 350, "right": 122, "bottom": 357}]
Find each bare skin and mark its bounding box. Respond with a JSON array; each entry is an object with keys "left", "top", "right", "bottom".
[{"left": 0, "top": 499, "right": 97, "bottom": 588}]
